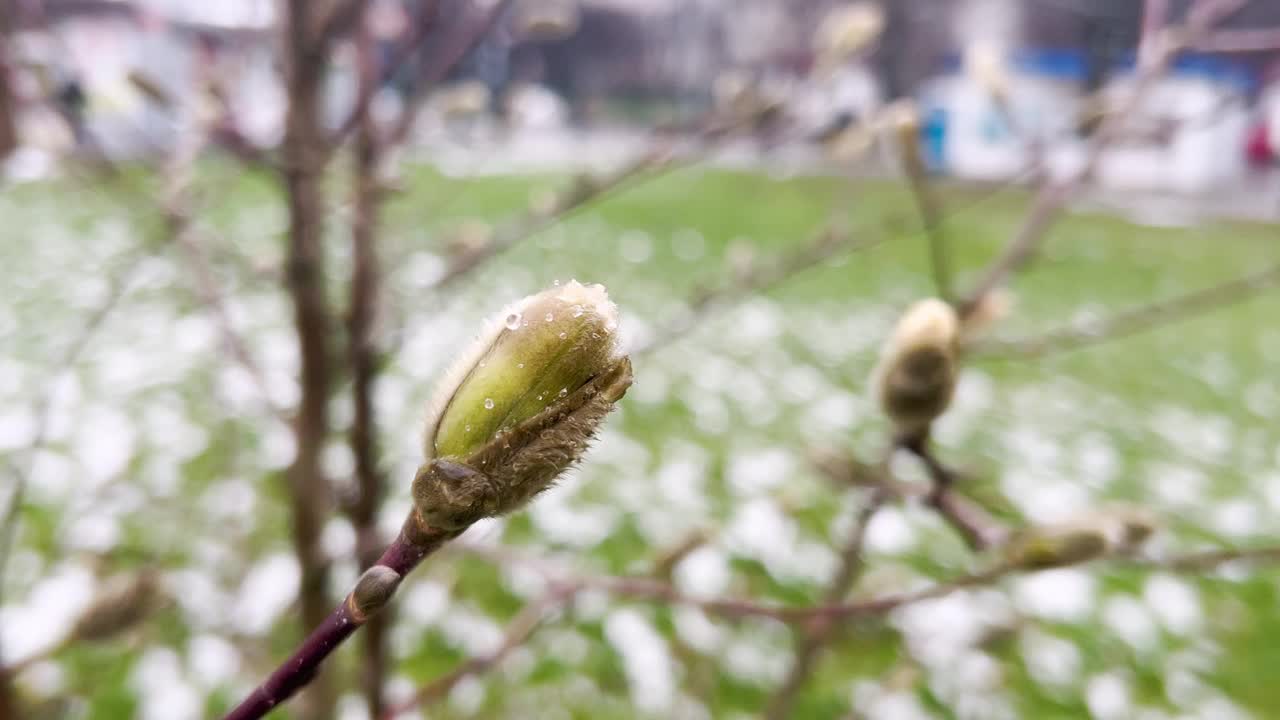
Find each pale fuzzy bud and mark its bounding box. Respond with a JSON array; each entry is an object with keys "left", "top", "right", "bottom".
[
  {"left": 416, "top": 281, "right": 632, "bottom": 529},
  {"left": 414, "top": 359, "right": 631, "bottom": 530},
  {"left": 712, "top": 71, "right": 782, "bottom": 126},
  {"left": 514, "top": 0, "right": 580, "bottom": 41},
  {"left": 814, "top": 3, "right": 886, "bottom": 69},
  {"left": 437, "top": 81, "right": 491, "bottom": 118},
  {"left": 879, "top": 100, "right": 923, "bottom": 172},
  {"left": 823, "top": 122, "right": 875, "bottom": 162},
  {"left": 424, "top": 280, "right": 621, "bottom": 460},
  {"left": 1064, "top": 504, "right": 1160, "bottom": 551},
  {"left": 960, "top": 288, "right": 1014, "bottom": 342},
  {"left": 1004, "top": 521, "right": 1110, "bottom": 570},
  {"left": 445, "top": 219, "right": 493, "bottom": 259},
  {"left": 873, "top": 298, "right": 960, "bottom": 439},
  {"left": 964, "top": 43, "right": 1009, "bottom": 102}
]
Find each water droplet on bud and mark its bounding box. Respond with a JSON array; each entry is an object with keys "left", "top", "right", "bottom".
[
  {"left": 484, "top": 398, "right": 495, "bottom": 409},
  {"left": 505, "top": 312, "right": 522, "bottom": 330},
  {"left": 545, "top": 313, "right": 554, "bottom": 322},
  {"left": 572, "top": 305, "right": 584, "bottom": 318}
]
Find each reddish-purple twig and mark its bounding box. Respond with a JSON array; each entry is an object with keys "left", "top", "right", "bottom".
[{"left": 224, "top": 512, "right": 457, "bottom": 720}]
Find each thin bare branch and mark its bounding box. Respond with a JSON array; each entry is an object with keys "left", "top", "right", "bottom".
[
  {"left": 901, "top": 438, "right": 1009, "bottom": 551},
  {"left": 161, "top": 96, "right": 285, "bottom": 421},
  {"left": 633, "top": 222, "right": 893, "bottom": 357},
  {"left": 454, "top": 541, "right": 1016, "bottom": 624},
  {"left": 0, "top": 256, "right": 140, "bottom": 719},
  {"left": 959, "top": 0, "right": 1248, "bottom": 315},
  {"left": 430, "top": 147, "right": 676, "bottom": 291},
  {"left": 383, "top": 0, "right": 514, "bottom": 149},
  {"left": 894, "top": 115, "right": 953, "bottom": 302},
  {"left": 765, "top": 484, "right": 889, "bottom": 720},
  {"left": 971, "top": 262, "right": 1280, "bottom": 360},
  {"left": 1195, "top": 26, "right": 1280, "bottom": 52},
  {"left": 1152, "top": 544, "right": 1280, "bottom": 573},
  {"left": 383, "top": 589, "right": 567, "bottom": 718},
  {"left": 328, "top": 0, "right": 442, "bottom": 149}
]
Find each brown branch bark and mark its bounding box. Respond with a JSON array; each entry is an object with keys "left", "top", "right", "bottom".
[
  {"left": 970, "top": 262, "right": 1280, "bottom": 360},
  {"left": 382, "top": 0, "right": 513, "bottom": 149},
  {"left": 328, "top": 0, "right": 441, "bottom": 149},
  {"left": 0, "top": 0, "right": 18, "bottom": 162},
  {"left": 280, "top": 2, "right": 340, "bottom": 716}
]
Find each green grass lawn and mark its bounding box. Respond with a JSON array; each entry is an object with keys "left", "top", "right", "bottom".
[{"left": 3, "top": 159, "right": 1279, "bottom": 719}]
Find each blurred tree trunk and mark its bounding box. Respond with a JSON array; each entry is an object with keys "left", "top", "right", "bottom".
[
  {"left": 0, "top": 0, "right": 18, "bottom": 161},
  {"left": 281, "top": 2, "right": 337, "bottom": 718}
]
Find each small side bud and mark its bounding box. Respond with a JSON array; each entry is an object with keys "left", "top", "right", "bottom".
[
  {"left": 814, "top": 3, "right": 886, "bottom": 69},
  {"left": 873, "top": 298, "right": 961, "bottom": 440},
  {"left": 513, "top": 0, "right": 580, "bottom": 41},
  {"left": 881, "top": 100, "right": 922, "bottom": 168},
  {"left": 348, "top": 566, "right": 402, "bottom": 622},
  {"left": 415, "top": 282, "right": 632, "bottom": 530},
  {"left": 445, "top": 219, "right": 493, "bottom": 260},
  {"left": 71, "top": 570, "right": 166, "bottom": 643},
  {"left": 712, "top": 71, "right": 783, "bottom": 127},
  {"left": 964, "top": 43, "right": 1009, "bottom": 103},
  {"left": 1004, "top": 522, "right": 1110, "bottom": 570},
  {"left": 960, "top": 288, "right": 1014, "bottom": 342}
]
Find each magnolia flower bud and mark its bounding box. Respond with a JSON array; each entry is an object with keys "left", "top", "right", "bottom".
[
  {"left": 815, "top": 3, "right": 886, "bottom": 69},
  {"left": 1004, "top": 522, "right": 1110, "bottom": 570},
  {"left": 415, "top": 281, "right": 632, "bottom": 530},
  {"left": 873, "top": 298, "right": 960, "bottom": 440}
]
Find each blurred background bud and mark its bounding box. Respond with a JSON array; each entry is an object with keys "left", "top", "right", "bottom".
[
  {"left": 1004, "top": 522, "right": 1111, "bottom": 570},
  {"left": 874, "top": 298, "right": 960, "bottom": 439},
  {"left": 814, "top": 2, "right": 886, "bottom": 70},
  {"left": 514, "top": 0, "right": 581, "bottom": 42},
  {"left": 70, "top": 570, "right": 166, "bottom": 644}
]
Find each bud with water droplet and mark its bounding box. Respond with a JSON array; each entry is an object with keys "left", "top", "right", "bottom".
[
  {"left": 873, "top": 298, "right": 960, "bottom": 441},
  {"left": 415, "top": 281, "right": 632, "bottom": 530}
]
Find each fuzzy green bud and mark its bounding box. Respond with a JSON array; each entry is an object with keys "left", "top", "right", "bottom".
[
  {"left": 1005, "top": 522, "right": 1110, "bottom": 571},
  {"left": 425, "top": 280, "right": 622, "bottom": 461},
  {"left": 415, "top": 281, "right": 632, "bottom": 530},
  {"left": 873, "top": 298, "right": 961, "bottom": 440}
]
